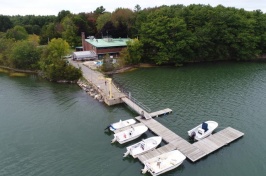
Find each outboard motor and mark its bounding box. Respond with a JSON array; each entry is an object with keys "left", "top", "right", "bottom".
[
  {"left": 104, "top": 125, "right": 110, "bottom": 130},
  {"left": 191, "top": 131, "right": 196, "bottom": 139}
]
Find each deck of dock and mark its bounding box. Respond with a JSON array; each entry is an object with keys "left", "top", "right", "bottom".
[
  {"left": 136, "top": 115, "right": 244, "bottom": 163},
  {"left": 69, "top": 60, "right": 126, "bottom": 105},
  {"left": 112, "top": 108, "right": 244, "bottom": 163},
  {"left": 121, "top": 97, "right": 152, "bottom": 119},
  {"left": 113, "top": 109, "right": 172, "bottom": 134}
]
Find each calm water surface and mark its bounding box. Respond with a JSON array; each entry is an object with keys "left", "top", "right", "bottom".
[{"left": 1, "top": 62, "right": 266, "bottom": 176}]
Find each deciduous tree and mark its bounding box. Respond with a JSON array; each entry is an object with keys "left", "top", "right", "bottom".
[
  {"left": 57, "top": 10, "right": 71, "bottom": 22},
  {"left": 140, "top": 9, "right": 195, "bottom": 64},
  {"left": 0, "top": 15, "right": 13, "bottom": 32},
  {"left": 62, "top": 16, "right": 77, "bottom": 48},
  {"left": 126, "top": 38, "right": 143, "bottom": 64},
  {"left": 39, "top": 38, "right": 81, "bottom": 81},
  {"left": 39, "top": 22, "right": 62, "bottom": 44},
  {"left": 0, "top": 38, "right": 14, "bottom": 66},
  {"left": 10, "top": 40, "right": 40, "bottom": 69},
  {"left": 6, "top": 25, "right": 28, "bottom": 41},
  {"left": 111, "top": 8, "right": 135, "bottom": 36},
  {"left": 96, "top": 13, "right": 111, "bottom": 31},
  {"left": 94, "top": 6, "right": 106, "bottom": 15}
]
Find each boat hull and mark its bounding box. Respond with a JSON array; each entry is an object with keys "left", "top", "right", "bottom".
[
  {"left": 112, "top": 125, "right": 148, "bottom": 144},
  {"left": 109, "top": 119, "right": 136, "bottom": 132},
  {"left": 125, "top": 136, "right": 162, "bottom": 158},
  {"left": 142, "top": 150, "right": 186, "bottom": 176}
]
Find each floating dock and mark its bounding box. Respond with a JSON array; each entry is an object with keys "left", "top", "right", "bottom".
[
  {"left": 113, "top": 108, "right": 244, "bottom": 163},
  {"left": 136, "top": 115, "right": 244, "bottom": 163},
  {"left": 113, "top": 109, "right": 172, "bottom": 134}
]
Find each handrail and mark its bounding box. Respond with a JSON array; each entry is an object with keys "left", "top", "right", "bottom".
[{"left": 112, "top": 79, "right": 151, "bottom": 113}]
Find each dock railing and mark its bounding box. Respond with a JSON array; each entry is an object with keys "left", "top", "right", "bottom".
[{"left": 112, "top": 79, "right": 151, "bottom": 113}]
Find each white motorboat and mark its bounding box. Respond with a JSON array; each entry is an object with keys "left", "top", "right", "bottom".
[
  {"left": 123, "top": 136, "right": 162, "bottom": 158},
  {"left": 141, "top": 150, "right": 186, "bottom": 176},
  {"left": 108, "top": 119, "right": 136, "bottom": 132},
  {"left": 111, "top": 125, "right": 148, "bottom": 144},
  {"left": 188, "top": 120, "right": 218, "bottom": 141}
]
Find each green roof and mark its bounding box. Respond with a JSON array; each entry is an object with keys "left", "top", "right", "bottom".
[{"left": 85, "top": 38, "right": 130, "bottom": 48}]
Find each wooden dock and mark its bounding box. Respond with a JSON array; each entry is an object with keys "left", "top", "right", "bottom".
[
  {"left": 122, "top": 97, "right": 152, "bottom": 119},
  {"left": 136, "top": 116, "right": 244, "bottom": 163},
  {"left": 113, "top": 109, "right": 172, "bottom": 134},
  {"left": 149, "top": 108, "right": 172, "bottom": 117},
  {"left": 192, "top": 127, "right": 244, "bottom": 160},
  {"left": 71, "top": 57, "right": 244, "bottom": 167}
]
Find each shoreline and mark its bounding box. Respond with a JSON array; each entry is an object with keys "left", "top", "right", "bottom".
[
  {"left": 2, "top": 57, "right": 266, "bottom": 78},
  {"left": 0, "top": 65, "right": 38, "bottom": 74}
]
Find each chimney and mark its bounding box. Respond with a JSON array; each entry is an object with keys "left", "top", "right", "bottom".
[{"left": 81, "top": 32, "right": 85, "bottom": 51}]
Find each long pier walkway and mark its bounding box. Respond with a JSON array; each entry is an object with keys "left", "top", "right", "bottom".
[
  {"left": 69, "top": 60, "right": 153, "bottom": 119},
  {"left": 122, "top": 97, "right": 152, "bottom": 119},
  {"left": 69, "top": 59, "right": 125, "bottom": 105}
]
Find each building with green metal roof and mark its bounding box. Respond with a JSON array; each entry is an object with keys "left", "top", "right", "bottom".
[{"left": 81, "top": 32, "right": 130, "bottom": 58}]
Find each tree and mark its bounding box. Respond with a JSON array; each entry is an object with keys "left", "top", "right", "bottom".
[
  {"left": 39, "top": 38, "right": 81, "bottom": 81},
  {"left": 178, "top": 4, "right": 264, "bottom": 61},
  {"left": 94, "top": 6, "right": 106, "bottom": 15},
  {"left": 44, "top": 59, "right": 81, "bottom": 81},
  {"left": 28, "top": 34, "right": 40, "bottom": 46},
  {"left": 9, "top": 15, "right": 56, "bottom": 29},
  {"left": 111, "top": 8, "right": 134, "bottom": 29},
  {"left": 252, "top": 10, "right": 266, "bottom": 56},
  {"left": 132, "top": 7, "right": 155, "bottom": 38},
  {"left": 24, "top": 24, "right": 41, "bottom": 35},
  {"left": 101, "top": 54, "right": 114, "bottom": 72},
  {"left": 0, "top": 38, "right": 14, "bottom": 66},
  {"left": 125, "top": 38, "right": 143, "bottom": 64},
  {"left": 0, "top": 15, "right": 13, "bottom": 32},
  {"left": 117, "top": 48, "right": 128, "bottom": 68},
  {"left": 62, "top": 16, "right": 78, "bottom": 48},
  {"left": 6, "top": 25, "right": 28, "bottom": 41},
  {"left": 84, "top": 12, "right": 97, "bottom": 35},
  {"left": 10, "top": 40, "right": 41, "bottom": 70},
  {"left": 99, "top": 21, "right": 116, "bottom": 37},
  {"left": 73, "top": 14, "right": 90, "bottom": 35},
  {"left": 140, "top": 9, "right": 195, "bottom": 64},
  {"left": 134, "top": 4, "right": 141, "bottom": 12},
  {"left": 39, "top": 22, "right": 62, "bottom": 45},
  {"left": 96, "top": 13, "right": 111, "bottom": 31},
  {"left": 57, "top": 10, "right": 71, "bottom": 22},
  {"left": 46, "top": 38, "right": 70, "bottom": 60}
]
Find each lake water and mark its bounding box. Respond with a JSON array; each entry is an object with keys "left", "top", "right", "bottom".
[{"left": 0, "top": 61, "right": 266, "bottom": 176}]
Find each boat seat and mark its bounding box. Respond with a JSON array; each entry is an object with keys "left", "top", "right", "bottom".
[
  {"left": 198, "top": 128, "right": 205, "bottom": 135},
  {"left": 202, "top": 122, "right": 208, "bottom": 132}
]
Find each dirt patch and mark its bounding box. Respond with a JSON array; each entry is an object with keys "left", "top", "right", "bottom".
[
  {"left": 105, "top": 66, "right": 136, "bottom": 75},
  {"left": 139, "top": 63, "right": 157, "bottom": 68}
]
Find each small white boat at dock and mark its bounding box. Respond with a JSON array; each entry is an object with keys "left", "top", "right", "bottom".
[
  {"left": 111, "top": 125, "right": 148, "bottom": 144},
  {"left": 188, "top": 120, "right": 218, "bottom": 141},
  {"left": 123, "top": 136, "right": 162, "bottom": 158},
  {"left": 141, "top": 150, "right": 186, "bottom": 176},
  {"left": 108, "top": 119, "right": 136, "bottom": 132}
]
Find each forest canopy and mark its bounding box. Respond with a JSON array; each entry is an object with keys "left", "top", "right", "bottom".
[{"left": 0, "top": 4, "right": 266, "bottom": 67}]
